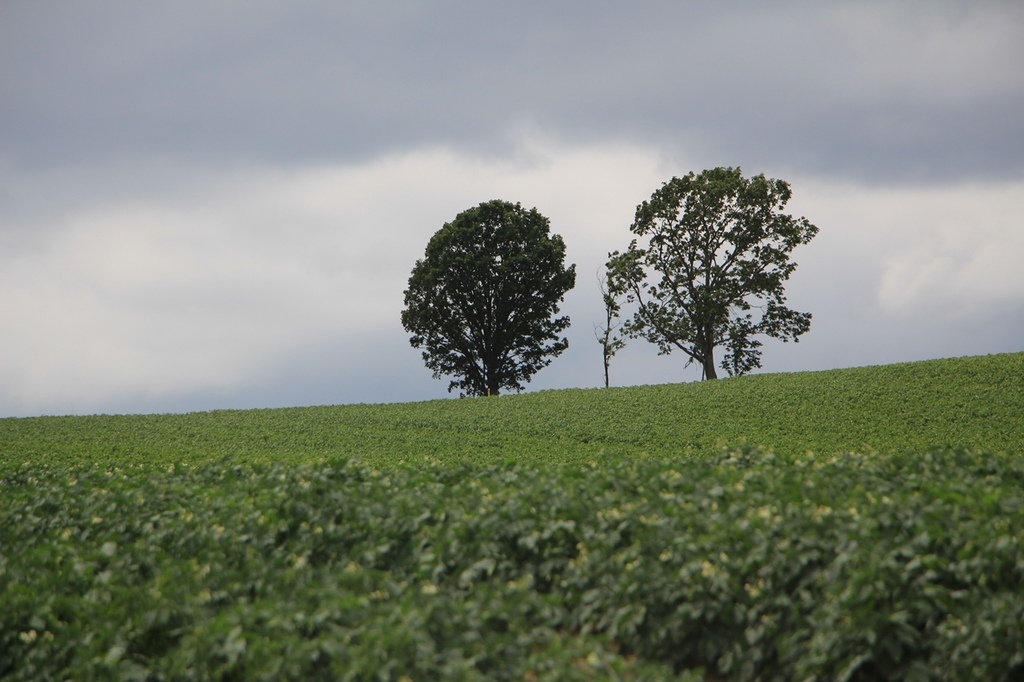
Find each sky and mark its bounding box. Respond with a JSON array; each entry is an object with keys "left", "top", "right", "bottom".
[{"left": 2, "top": 1, "right": 1023, "bottom": 417}]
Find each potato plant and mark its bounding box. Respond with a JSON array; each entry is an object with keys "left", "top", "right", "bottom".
[{"left": 3, "top": 448, "right": 1022, "bottom": 680}]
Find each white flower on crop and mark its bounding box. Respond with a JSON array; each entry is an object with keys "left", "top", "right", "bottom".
[
  {"left": 660, "top": 470, "right": 683, "bottom": 484},
  {"left": 506, "top": 575, "right": 534, "bottom": 591},
  {"left": 421, "top": 583, "right": 439, "bottom": 595},
  {"left": 19, "top": 630, "right": 37, "bottom": 644},
  {"left": 812, "top": 505, "right": 832, "bottom": 522},
  {"left": 745, "top": 579, "right": 766, "bottom": 599}
]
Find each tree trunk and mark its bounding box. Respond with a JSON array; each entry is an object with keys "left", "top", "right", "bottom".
[
  {"left": 701, "top": 347, "right": 718, "bottom": 380},
  {"left": 483, "top": 356, "right": 500, "bottom": 396}
]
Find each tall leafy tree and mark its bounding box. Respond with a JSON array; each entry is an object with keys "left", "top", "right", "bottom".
[
  {"left": 606, "top": 167, "right": 818, "bottom": 380},
  {"left": 402, "top": 200, "right": 576, "bottom": 396}
]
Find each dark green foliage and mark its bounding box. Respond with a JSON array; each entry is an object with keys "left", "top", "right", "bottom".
[
  {"left": 3, "top": 450, "right": 1023, "bottom": 680},
  {"left": 607, "top": 167, "right": 818, "bottom": 379},
  {"left": 402, "top": 200, "right": 576, "bottom": 396}
]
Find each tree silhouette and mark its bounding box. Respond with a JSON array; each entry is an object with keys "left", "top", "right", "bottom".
[{"left": 402, "top": 200, "right": 576, "bottom": 396}]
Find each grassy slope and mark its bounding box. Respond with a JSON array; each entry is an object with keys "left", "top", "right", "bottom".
[{"left": 1, "top": 352, "right": 1021, "bottom": 471}]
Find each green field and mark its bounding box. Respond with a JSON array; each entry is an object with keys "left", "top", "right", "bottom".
[
  {"left": 2, "top": 353, "right": 1023, "bottom": 680},
  {"left": 3, "top": 352, "right": 1022, "bottom": 472}
]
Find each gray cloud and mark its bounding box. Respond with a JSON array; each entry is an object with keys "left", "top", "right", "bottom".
[
  {"left": 3, "top": 2, "right": 1021, "bottom": 181},
  {"left": 2, "top": 1, "right": 1022, "bottom": 417}
]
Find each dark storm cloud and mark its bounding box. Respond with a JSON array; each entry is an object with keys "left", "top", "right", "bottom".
[{"left": 3, "top": 1, "right": 1022, "bottom": 182}]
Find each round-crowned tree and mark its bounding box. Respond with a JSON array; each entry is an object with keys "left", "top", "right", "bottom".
[{"left": 402, "top": 200, "right": 576, "bottom": 396}]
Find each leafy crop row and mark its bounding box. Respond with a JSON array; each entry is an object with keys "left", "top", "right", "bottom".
[{"left": 3, "top": 448, "right": 1022, "bottom": 680}]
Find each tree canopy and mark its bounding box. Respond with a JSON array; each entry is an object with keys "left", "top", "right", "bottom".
[
  {"left": 606, "top": 167, "right": 819, "bottom": 380},
  {"left": 401, "top": 200, "right": 576, "bottom": 396}
]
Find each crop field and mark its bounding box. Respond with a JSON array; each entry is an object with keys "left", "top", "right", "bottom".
[
  {"left": 3, "top": 352, "right": 1023, "bottom": 473},
  {"left": 2, "top": 352, "right": 1023, "bottom": 679}
]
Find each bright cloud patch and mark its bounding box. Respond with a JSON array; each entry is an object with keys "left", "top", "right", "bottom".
[{"left": 875, "top": 185, "right": 1024, "bottom": 314}]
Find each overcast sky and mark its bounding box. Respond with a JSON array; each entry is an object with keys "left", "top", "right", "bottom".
[{"left": 2, "top": 1, "right": 1023, "bottom": 417}]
